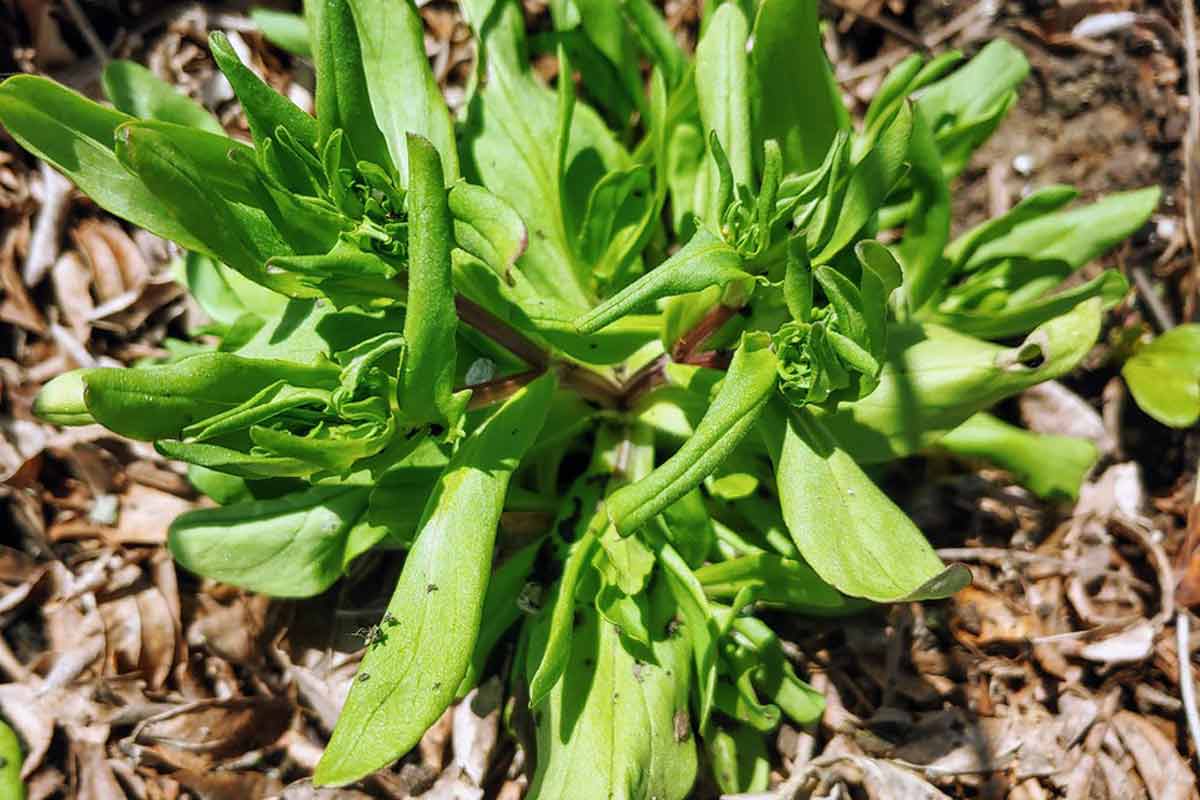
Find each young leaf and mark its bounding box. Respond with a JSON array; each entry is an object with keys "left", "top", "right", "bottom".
[
  {"left": 1122, "top": 324, "right": 1200, "bottom": 429},
  {"left": 760, "top": 401, "right": 970, "bottom": 603},
  {"left": 314, "top": 373, "right": 555, "bottom": 786},
  {"left": 606, "top": 333, "right": 778, "bottom": 536},
  {"left": 706, "top": 722, "right": 770, "bottom": 795},
  {"left": 169, "top": 486, "right": 381, "bottom": 597},
  {"left": 528, "top": 526, "right": 600, "bottom": 707},
  {"left": 347, "top": 0, "right": 458, "bottom": 183},
  {"left": 102, "top": 60, "right": 225, "bottom": 134},
  {"left": 694, "top": 553, "right": 867, "bottom": 615}
]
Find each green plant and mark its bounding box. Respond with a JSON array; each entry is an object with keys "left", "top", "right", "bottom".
[
  {"left": 3, "top": 0, "right": 1158, "bottom": 794},
  {"left": 1123, "top": 323, "right": 1200, "bottom": 429}
]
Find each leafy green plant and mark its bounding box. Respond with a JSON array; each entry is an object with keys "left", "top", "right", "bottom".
[
  {"left": 1123, "top": 323, "right": 1200, "bottom": 429},
  {"left": 3, "top": 0, "right": 1158, "bottom": 794}
]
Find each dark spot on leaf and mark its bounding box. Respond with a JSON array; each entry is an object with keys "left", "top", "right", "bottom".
[
  {"left": 358, "top": 672, "right": 371, "bottom": 682},
  {"left": 429, "top": 423, "right": 445, "bottom": 437},
  {"left": 426, "top": 583, "right": 439, "bottom": 593},
  {"left": 432, "top": 682, "right": 442, "bottom": 691}
]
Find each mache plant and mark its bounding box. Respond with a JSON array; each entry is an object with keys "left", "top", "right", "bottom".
[{"left": 3, "top": 0, "right": 1159, "bottom": 794}]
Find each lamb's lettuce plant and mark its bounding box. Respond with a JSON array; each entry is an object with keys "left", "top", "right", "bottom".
[{"left": 4, "top": 0, "right": 1158, "bottom": 794}]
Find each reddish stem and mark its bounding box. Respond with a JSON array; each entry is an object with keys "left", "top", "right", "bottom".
[
  {"left": 464, "top": 369, "right": 544, "bottom": 410},
  {"left": 454, "top": 295, "right": 549, "bottom": 368},
  {"left": 671, "top": 304, "right": 737, "bottom": 363}
]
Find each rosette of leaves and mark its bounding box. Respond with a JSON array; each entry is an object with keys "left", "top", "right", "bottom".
[{"left": 3, "top": 0, "right": 1158, "bottom": 795}]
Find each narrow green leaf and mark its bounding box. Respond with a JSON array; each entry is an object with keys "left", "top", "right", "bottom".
[
  {"left": 210, "top": 31, "right": 317, "bottom": 150},
  {"left": 251, "top": 8, "right": 313, "bottom": 56},
  {"left": 606, "top": 333, "right": 777, "bottom": 536},
  {"left": 575, "top": 228, "right": 748, "bottom": 333},
  {"left": 313, "top": 0, "right": 393, "bottom": 171},
  {"left": 939, "top": 412, "right": 1098, "bottom": 499},
  {"left": 695, "top": 2, "right": 752, "bottom": 224},
  {"left": 400, "top": 134, "right": 463, "bottom": 430},
  {"left": 528, "top": 527, "right": 600, "bottom": 707},
  {"left": 695, "top": 553, "right": 867, "bottom": 615},
  {"left": 315, "top": 373, "right": 555, "bottom": 786}
]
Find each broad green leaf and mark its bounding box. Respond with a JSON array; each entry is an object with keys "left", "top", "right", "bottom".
[
  {"left": 749, "top": 0, "right": 849, "bottom": 174},
  {"left": 102, "top": 60, "right": 224, "bottom": 134},
  {"left": 0, "top": 75, "right": 206, "bottom": 251},
  {"left": 939, "top": 412, "right": 1098, "bottom": 499},
  {"left": 575, "top": 228, "right": 748, "bottom": 333},
  {"left": 694, "top": 553, "right": 866, "bottom": 615},
  {"left": 0, "top": 719, "right": 24, "bottom": 800},
  {"left": 178, "top": 252, "right": 285, "bottom": 326},
  {"left": 821, "top": 298, "right": 1106, "bottom": 462},
  {"left": 168, "top": 486, "right": 380, "bottom": 597},
  {"left": 315, "top": 373, "right": 555, "bottom": 786},
  {"left": 348, "top": 0, "right": 457, "bottom": 183},
  {"left": 156, "top": 439, "right": 313, "bottom": 479},
  {"left": 1122, "top": 324, "right": 1200, "bottom": 428},
  {"left": 313, "top": 0, "right": 393, "bottom": 172},
  {"left": 695, "top": 2, "right": 752, "bottom": 225},
  {"left": 526, "top": 583, "right": 697, "bottom": 800},
  {"left": 79, "top": 353, "right": 336, "bottom": 440},
  {"left": 251, "top": 8, "right": 313, "bottom": 56},
  {"left": 448, "top": 181, "right": 528, "bottom": 280},
  {"left": 210, "top": 32, "right": 317, "bottom": 150},
  {"left": 762, "top": 401, "right": 970, "bottom": 602},
  {"left": 400, "top": 134, "right": 464, "bottom": 431},
  {"left": 528, "top": 527, "right": 600, "bottom": 707},
  {"left": 459, "top": 0, "right": 629, "bottom": 308},
  {"left": 606, "top": 333, "right": 777, "bottom": 536}
]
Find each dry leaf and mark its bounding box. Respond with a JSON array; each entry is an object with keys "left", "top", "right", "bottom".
[{"left": 1111, "top": 710, "right": 1198, "bottom": 800}]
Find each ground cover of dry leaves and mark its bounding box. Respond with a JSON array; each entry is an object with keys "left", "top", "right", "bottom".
[{"left": 0, "top": 1, "right": 1198, "bottom": 798}]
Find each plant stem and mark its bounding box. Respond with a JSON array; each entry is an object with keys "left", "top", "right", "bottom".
[
  {"left": 464, "top": 369, "right": 544, "bottom": 410},
  {"left": 671, "top": 303, "right": 738, "bottom": 362},
  {"left": 454, "top": 294, "right": 549, "bottom": 368}
]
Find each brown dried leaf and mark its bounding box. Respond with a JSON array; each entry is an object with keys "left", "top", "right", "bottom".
[
  {"left": 114, "top": 483, "right": 194, "bottom": 545},
  {"left": 1111, "top": 710, "right": 1198, "bottom": 800},
  {"left": 0, "top": 684, "right": 53, "bottom": 778},
  {"left": 130, "top": 697, "right": 292, "bottom": 765},
  {"left": 0, "top": 223, "right": 46, "bottom": 334},
  {"left": 50, "top": 251, "right": 94, "bottom": 342}
]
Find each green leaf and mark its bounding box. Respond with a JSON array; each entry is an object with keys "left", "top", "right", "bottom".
[
  {"left": 939, "top": 412, "right": 1098, "bottom": 499},
  {"left": 955, "top": 187, "right": 1160, "bottom": 274},
  {"left": 575, "top": 228, "right": 748, "bottom": 333},
  {"left": 0, "top": 719, "right": 24, "bottom": 800},
  {"left": 895, "top": 107, "right": 951, "bottom": 313},
  {"left": 694, "top": 553, "right": 867, "bottom": 615},
  {"left": 695, "top": 2, "right": 752, "bottom": 225},
  {"left": 459, "top": 0, "right": 630, "bottom": 308},
  {"left": 0, "top": 75, "right": 207, "bottom": 252},
  {"left": 528, "top": 526, "right": 600, "bottom": 707},
  {"left": 748, "top": 0, "right": 849, "bottom": 174},
  {"left": 944, "top": 184, "right": 1078, "bottom": 268},
  {"left": 821, "top": 298, "right": 1106, "bottom": 462},
  {"left": 526, "top": 582, "right": 698, "bottom": 800},
  {"left": 448, "top": 181, "right": 529, "bottom": 280},
  {"left": 606, "top": 333, "right": 777, "bottom": 536},
  {"left": 315, "top": 373, "right": 555, "bottom": 786},
  {"left": 705, "top": 723, "right": 769, "bottom": 795},
  {"left": 312, "top": 0, "right": 393, "bottom": 172},
  {"left": 251, "top": 8, "right": 313, "bottom": 56},
  {"left": 1122, "top": 324, "right": 1200, "bottom": 428},
  {"left": 102, "top": 60, "right": 224, "bottom": 134},
  {"left": 620, "top": 0, "right": 686, "bottom": 89},
  {"left": 210, "top": 32, "right": 318, "bottom": 150},
  {"left": 348, "top": 0, "right": 458, "bottom": 183},
  {"left": 400, "top": 134, "right": 464, "bottom": 431},
  {"left": 761, "top": 401, "right": 970, "bottom": 602},
  {"left": 169, "top": 486, "right": 381, "bottom": 597},
  {"left": 79, "top": 353, "right": 336, "bottom": 440},
  {"left": 730, "top": 616, "right": 824, "bottom": 725},
  {"left": 157, "top": 439, "right": 313, "bottom": 479}
]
